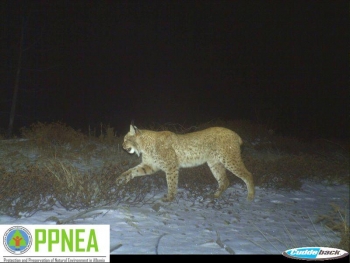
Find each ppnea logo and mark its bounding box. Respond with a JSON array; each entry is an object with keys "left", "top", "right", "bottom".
[
  {"left": 283, "top": 247, "right": 349, "bottom": 261},
  {"left": 3, "top": 226, "right": 32, "bottom": 255},
  {"left": 1, "top": 225, "right": 110, "bottom": 262}
]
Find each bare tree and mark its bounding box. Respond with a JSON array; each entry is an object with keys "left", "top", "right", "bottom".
[
  {"left": 7, "top": 19, "right": 24, "bottom": 138},
  {"left": 5, "top": 9, "right": 56, "bottom": 138}
]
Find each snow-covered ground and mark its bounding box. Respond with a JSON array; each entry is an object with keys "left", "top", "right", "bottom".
[
  {"left": 0, "top": 180, "right": 348, "bottom": 255},
  {"left": 0, "top": 134, "right": 348, "bottom": 257}
]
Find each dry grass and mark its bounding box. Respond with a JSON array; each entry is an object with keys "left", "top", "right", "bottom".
[
  {"left": 243, "top": 152, "right": 349, "bottom": 190},
  {"left": 0, "top": 120, "right": 348, "bottom": 252},
  {"left": 0, "top": 120, "right": 348, "bottom": 222},
  {"left": 21, "top": 121, "right": 87, "bottom": 148},
  {"left": 0, "top": 160, "right": 159, "bottom": 217},
  {"left": 315, "top": 203, "right": 349, "bottom": 252}
]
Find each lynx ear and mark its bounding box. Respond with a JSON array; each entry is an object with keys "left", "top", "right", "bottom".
[
  {"left": 130, "top": 123, "right": 139, "bottom": 135},
  {"left": 130, "top": 124, "right": 136, "bottom": 135}
]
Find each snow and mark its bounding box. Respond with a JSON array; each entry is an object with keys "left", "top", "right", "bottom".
[
  {"left": 0, "top": 180, "right": 348, "bottom": 255},
  {"left": 0, "top": 137, "right": 348, "bottom": 257}
]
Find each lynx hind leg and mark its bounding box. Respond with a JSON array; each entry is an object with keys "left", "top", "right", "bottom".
[
  {"left": 162, "top": 169, "right": 179, "bottom": 202},
  {"left": 207, "top": 161, "right": 230, "bottom": 198},
  {"left": 221, "top": 157, "right": 255, "bottom": 201}
]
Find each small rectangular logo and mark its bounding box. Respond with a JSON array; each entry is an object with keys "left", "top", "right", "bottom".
[
  {"left": 0, "top": 225, "right": 110, "bottom": 262},
  {"left": 283, "top": 247, "right": 349, "bottom": 261}
]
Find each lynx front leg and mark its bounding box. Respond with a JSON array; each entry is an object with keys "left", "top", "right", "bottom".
[
  {"left": 162, "top": 169, "right": 179, "bottom": 202},
  {"left": 116, "top": 164, "right": 159, "bottom": 185}
]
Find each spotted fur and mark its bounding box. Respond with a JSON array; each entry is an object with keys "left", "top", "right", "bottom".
[{"left": 116, "top": 124, "right": 255, "bottom": 202}]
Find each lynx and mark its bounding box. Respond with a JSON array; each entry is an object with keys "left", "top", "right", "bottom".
[{"left": 116, "top": 124, "right": 255, "bottom": 202}]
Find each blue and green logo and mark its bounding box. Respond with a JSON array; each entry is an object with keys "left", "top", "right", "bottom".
[
  {"left": 283, "top": 247, "right": 349, "bottom": 261},
  {"left": 3, "top": 226, "right": 32, "bottom": 254}
]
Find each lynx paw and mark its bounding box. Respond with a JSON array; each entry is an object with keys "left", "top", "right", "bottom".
[
  {"left": 213, "top": 191, "right": 223, "bottom": 198},
  {"left": 247, "top": 192, "right": 255, "bottom": 202},
  {"left": 161, "top": 194, "right": 175, "bottom": 202},
  {"left": 116, "top": 173, "right": 132, "bottom": 186}
]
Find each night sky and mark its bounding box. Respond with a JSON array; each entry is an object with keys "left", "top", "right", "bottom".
[{"left": 1, "top": 1, "right": 348, "bottom": 138}]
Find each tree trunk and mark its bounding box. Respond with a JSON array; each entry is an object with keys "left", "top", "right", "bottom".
[{"left": 7, "top": 21, "right": 24, "bottom": 138}]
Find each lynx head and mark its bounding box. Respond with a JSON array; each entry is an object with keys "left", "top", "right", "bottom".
[{"left": 122, "top": 124, "right": 141, "bottom": 157}]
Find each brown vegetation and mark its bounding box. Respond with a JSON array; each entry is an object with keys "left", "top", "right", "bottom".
[{"left": 0, "top": 120, "right": 348, "bottom": 249}]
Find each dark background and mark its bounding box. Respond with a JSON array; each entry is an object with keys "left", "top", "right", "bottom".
[{"left": 0, "top": 1, "right": 348, "bottom": 138}]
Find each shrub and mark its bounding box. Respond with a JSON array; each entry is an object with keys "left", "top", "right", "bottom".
[{"left": 21, "top": 121, "right": 87, "bottom": 149}]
